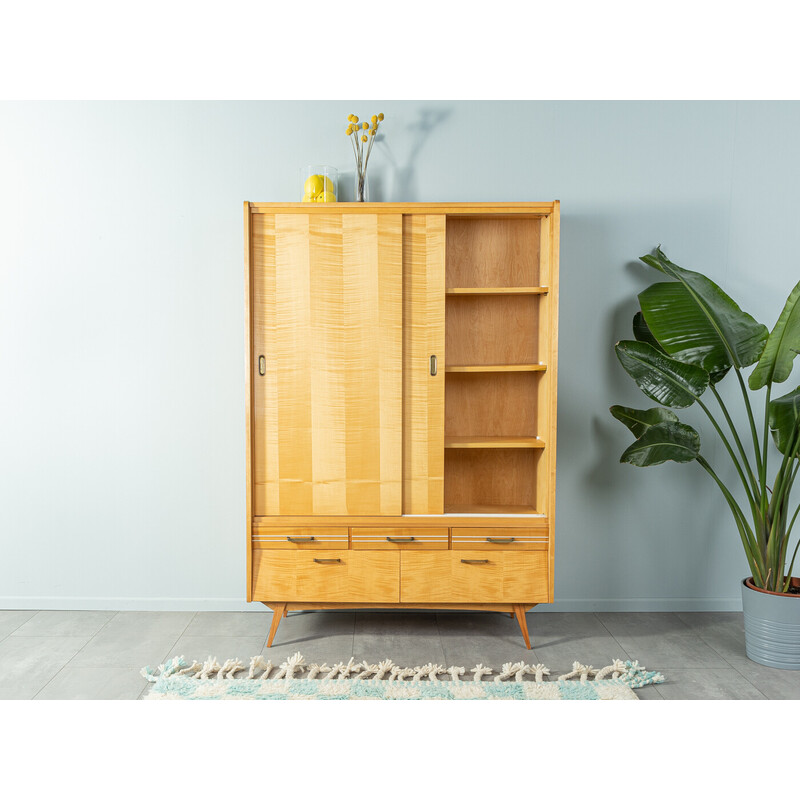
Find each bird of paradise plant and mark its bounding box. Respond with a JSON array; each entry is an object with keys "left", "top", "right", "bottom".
[{"left": 611, "top": 247, "right": 800, "bottom": 593}]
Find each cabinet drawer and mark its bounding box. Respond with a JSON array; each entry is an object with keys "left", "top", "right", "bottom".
[
  {"left": 252, "top": 526, "right": 348, "bottom": 549},
  {"left": 351, "top": 527, "right": 448, "bottom": 550},
  {"left": 400, "top": 551, "right": 548, "bottom": 603},
  {"left": 451, "top": 527, "right": 548, "bottom": 551},
  {"left": 252, "top": 550, "right": 399, "bottom": 602}
]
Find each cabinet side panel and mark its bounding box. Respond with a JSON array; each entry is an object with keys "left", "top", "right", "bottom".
[
  {"left": 252, "top": 213, "right": 280, "bottom": 516},
  {"left": 244, "top": 203, "right": 254, "bottom": 600},
  {"left": 402, "top": 215, "right": 445, "bottom": 514}
]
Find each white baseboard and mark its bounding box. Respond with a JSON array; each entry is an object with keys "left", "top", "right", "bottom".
[{"left": 0, "top": 596, "right": 743, "bottom": 612}]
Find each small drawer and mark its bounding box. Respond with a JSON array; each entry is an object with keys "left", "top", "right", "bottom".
[
  {"left": 451, "top": 527, "right": 548, "bottom": 551},
  {"left": 400, "top": 551, "right": 548, "bottom": 603},
  {"left": 252, "top": 550, "right": 399, "bottom": 602},
  {"left": 351, "top": 527, "right": 448, "bottom": 550},
  {"left": 251, "top": 526, "right": 348, "bottom": 549}
]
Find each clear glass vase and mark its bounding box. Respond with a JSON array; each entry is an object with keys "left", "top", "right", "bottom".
[
  {"left": 301, "top": 165, "right": 338, "bottom": 203},
  {"left": 355, "top": 170, "right": 369, "bottom": 202}
]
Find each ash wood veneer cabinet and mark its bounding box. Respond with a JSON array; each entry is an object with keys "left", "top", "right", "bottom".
[{"left": 244, "top": 202, "right": 560, "bottom": 648}]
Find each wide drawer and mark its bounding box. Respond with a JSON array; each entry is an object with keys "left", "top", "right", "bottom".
[
  {"left": 451, "top": 527, "right": 548, "bottom": 551},
  {"left": 400, "top": 551, "right": 548, "bottom": 603},
  {"left": 252, "top": 550, "right": 399, "bottom": 602},
  {"left": 351, "top": 527, "right": 448, "bottom": 550},
  {"left": 251, "top": 526, "right": 348, "bottom": 549}
]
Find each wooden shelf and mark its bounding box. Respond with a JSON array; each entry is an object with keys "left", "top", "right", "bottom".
[
  {"left": 445, "top": 436, "right": 545, "bottom": 449},
  {"left": 446, "top": 364, "right": 546, "bottom": 373},
  {"left": 444, "top": 504, "right": 543, "bottom": 515},
  {"left": 446, "top": 287, "right": 548, "bottom": 296}
]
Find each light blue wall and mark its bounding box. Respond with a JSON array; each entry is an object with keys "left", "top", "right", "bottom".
[{"left": 1, "top": 101, "right": 798, "bottom": 610}]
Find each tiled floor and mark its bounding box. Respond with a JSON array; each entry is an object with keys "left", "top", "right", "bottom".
[{"left": 0, "top": 608, "right": 797, "bottom": 699}]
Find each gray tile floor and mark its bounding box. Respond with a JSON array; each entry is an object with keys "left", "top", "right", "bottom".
[{"left": 1, "top": 608, "right": 797, "bottom": 699}]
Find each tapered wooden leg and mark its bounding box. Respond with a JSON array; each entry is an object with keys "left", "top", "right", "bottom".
[
  {"left": 283, "top": 607, "right": 288, "bottom": 617},
  {"left": 508, "top": 612, "right": 514, "bottom": 618},
  {"left": 513, "top": 604, "right": 531, "bottom": 649},
  {"left": 267, "top": 602, "right": 287, "bottom": 647}
]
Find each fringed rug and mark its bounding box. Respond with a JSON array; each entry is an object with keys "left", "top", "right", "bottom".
[{"left": 141, "top": 652, "right": 665, "bottom": 700}]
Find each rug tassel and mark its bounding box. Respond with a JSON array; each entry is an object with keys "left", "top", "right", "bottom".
[
  {"left": 532, "top": 664, "right": 550, "bottom": 683},
  {"left": 558, "top": 662, "right": 597, "bottom": 682},
  {"left": 471, "top": 664, "right": 493, "bottom": 682},
  {"left": 594, "top": 659, "right": 627, "bottom": 681},
  {"left": 446, "top": 666, "right": 465, "bottom": 682},
  {"left": 353, "top": 662, "right": 378, "bottom": 680}
]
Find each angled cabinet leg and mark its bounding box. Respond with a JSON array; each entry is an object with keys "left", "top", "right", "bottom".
[
  {"left": 267, "top": 602, "right": 287, "bottom": 647},
  {"left": 513, "top": 604, "right": 531, "bottom": 649}
]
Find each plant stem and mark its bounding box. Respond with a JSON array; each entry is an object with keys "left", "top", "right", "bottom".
[
  {"left": 696, "top": 455, "right": 764, "bottom": 583},
  {"left": 735, "top": 368, "right": 764, "bottom": 480},
  {"left": 696, "top": 397, "right": 759, "bottom": 518}
]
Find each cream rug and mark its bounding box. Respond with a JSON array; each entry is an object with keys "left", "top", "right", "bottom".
[{"left": 141, "top": 652, "right": 665, "bottom": 700}]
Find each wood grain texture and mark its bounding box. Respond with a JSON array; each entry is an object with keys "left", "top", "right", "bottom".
[
  {"left": 444, "top": 449, "right": 542, "bottom": 512},
  {"left": 251, "top": 212, "right": 402, "bottom": 516},
  {"left": 252, "top": 550, "right": 400, "bottom": 602},
  {"left": 350, "top": 526, "right": 448, "bottom": 550},
  {"left": 253, "top": 514, "right": 544, "bottom": 528},
  {"left": 252, "top": 526, "right": 349, "bottom": 549},
  {"left": 445, "top": 217, "right": 541, "bottom": 287},
  {"left": 402, "top": 214, "right": 445, "bottom": 515},
  {"left": 445, "top": 372, "right": 540, "bottom": 438},
  {"left": 451, "top": 526, "right": 548, "bottom": 551},
  {"left": 244, "top": 203, "right": 254, "bottom": 601},
  {"left": 446, "top": 287, "right": 548, "bottom": 296},
  {"left": 445, "top": 295, "right": 541, "bottom": 366},
  {"left": 250, "top": 202, "right": 557, "bottom": 216},
  {"left": 400, "top": 551, "right": 549, "bottom": 603}
]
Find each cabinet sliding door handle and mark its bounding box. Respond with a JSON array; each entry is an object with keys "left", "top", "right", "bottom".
[
  {"left": 430, "top": 355, "right": 437, "bottom": 376},
  {"left": 386, "top": 536, "right": 415, "bottom": 543},
  {"left": 287, "top": 536, "right": 315, "bottom": 543},
  {"left": 313, "top": 558, "right": 342, "bottom": 564},
  {"left": 258, "top": 355, "right": 266, "bottom": 376},
  {"left": 486, "top": 537, "right": 515, "bottom": 544},
  {"left": 461, "top": 559, "right": 489, "bottom": 565}
]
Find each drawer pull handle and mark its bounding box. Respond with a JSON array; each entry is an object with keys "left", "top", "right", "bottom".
[
  {"left": 386, "top": 536, "right": 415, "bottom": 543},
  {"left": 486, "top": 537, "right": 515, "bottom": 544},
  {"left": 313, "top": 558, "right": 342, "bottom": 564},
  {"left": 287, "top": 536, "right": 315, "bottom": 543},
  {"left": 461, "top": 558, "right": 490, "bottom": 565},
  {"left": 430, "top": 354, "right": 437, "bottom": 376},
  {"left": 258, "top": 355, "right": 266, "bottom": 376}
]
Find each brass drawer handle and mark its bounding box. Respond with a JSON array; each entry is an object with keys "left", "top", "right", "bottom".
[
  {"left": 313, "top": 558, "right": 342, "bottom": 564},
  {"left": 258, "top": 355, "right": 266, "bottom": 376},
  {"left": 287, "top": 536, "right": 315, "bottom": 543},
  {"left": 386, "top": 536, "right": 415, "bottom": 543},
  {"left": 430, "top": 354, "right": 437, "bottom": 376},
  {"left": 486, "top": 537, "right": 515, "bottom": 544},
  {"left": 461, "top": 559, "right": 490, "bottom": 565}
]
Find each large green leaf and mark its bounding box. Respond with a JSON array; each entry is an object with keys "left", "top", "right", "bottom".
[
  {"left": 639, "top": 282, "right": 731, "bottom": 384},
  {"left": 632, "top": 311, "right": 666, "bottom": 352},
  {"left": 615, "top": 340, "right": 710, "bottom": 408},
  {"left": 769, "top": 386, "right": 800, "bottom": 457},
  {"left": 610, "top": 405, "right": 679, "bottom": 438},
  {"left": 749, "top": 279, "right": 800, "bottom": 390},
  {"left": 640, "top": 247, "right": 768, "bottom": 369},
  {"left": 620, "top": 421, "right": 701, "bottom": 467}
]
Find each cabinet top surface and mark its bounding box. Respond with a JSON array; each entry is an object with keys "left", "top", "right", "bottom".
[{"left": 246, "top": 201, "right": 559, "bottom": 216}]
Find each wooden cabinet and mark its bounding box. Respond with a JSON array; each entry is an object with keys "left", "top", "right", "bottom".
[{"left": 244, "top": 202, "right": 560, "bottom": 648}]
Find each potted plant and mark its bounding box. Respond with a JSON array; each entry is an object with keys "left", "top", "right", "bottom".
[{"left": 610, "top": 247, "right": 800, "bottom": 669}]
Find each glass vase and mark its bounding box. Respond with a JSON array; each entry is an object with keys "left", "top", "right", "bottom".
[
  {"left": 301, "top": 165, "right": 338, "bottom": 203},
  {"left": 355, "top": 170, "right": 369, "bottom": 202}
]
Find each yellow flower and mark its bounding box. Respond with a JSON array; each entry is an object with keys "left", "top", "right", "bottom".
[
  {"left": 378, "top": 113, "right": 384, "bottom": 121},
  {"left": 371, "top": 115, "right": 377, "bottom": 123},
  {"left": 347, "top": 114, "right": 352, "bottom": 122},
  {"left": 361, "top": 134, "right": 367, "bottom": 142},
  {"left": 353, "top": 116, "right": 359, "bottom": 123},
  {"left": 370, "top": 129, "right": 376, "bottom": 136},
  {"left": 346, "top": 125, "right": 353, "bottom": 135},
  {"left": 361, "top": 122, "right": 368, "bottom": 130}
]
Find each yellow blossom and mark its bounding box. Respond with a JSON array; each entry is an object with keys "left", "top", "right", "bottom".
[
  {"left": 346, "top": 125, "right": 353, "bottom": 135},
  {"left": 353, "top": 116, "right": 359, "bottom": 123},
  {"left": 361, "top": 122, "right": 367, "bottom": 130},
  {"left": 370, "top": 129, "right": 376, "bottom": 136},
  {"left": 371, "top": 115, "right": 377, "bottom": 123},
  {"left": 361, "top": 134, "right": 367, "bottom": 142},
  {"left": 378, "top": 113, "right": 384, "bottom": 121}
]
